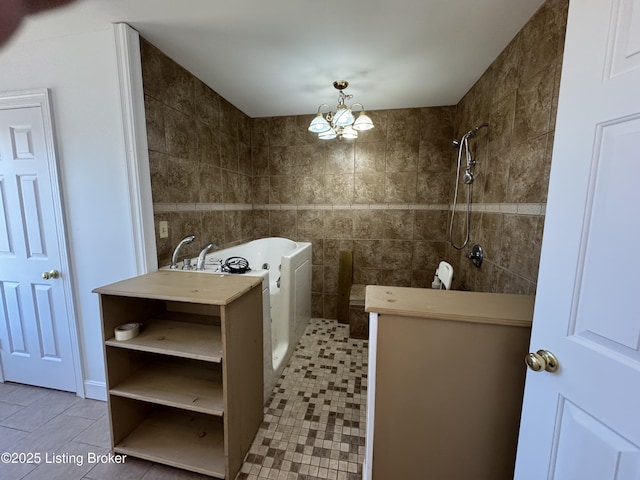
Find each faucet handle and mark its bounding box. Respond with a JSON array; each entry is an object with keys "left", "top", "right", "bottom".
[{"left": 182, "top": 258, "right": 193, "bottom": 270}]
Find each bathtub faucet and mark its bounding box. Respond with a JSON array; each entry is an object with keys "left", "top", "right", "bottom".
[
  {"left": 170, "top": 235, "right": 196, "bottom": 269},
  {"left": 197, "top": 243, "right": 218, "bottom": 271}
]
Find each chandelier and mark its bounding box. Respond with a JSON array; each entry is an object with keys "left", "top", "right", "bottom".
[{"left": 308, "top": 80, "right": 374, "bottom": 140}]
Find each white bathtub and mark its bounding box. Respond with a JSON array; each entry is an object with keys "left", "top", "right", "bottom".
[{"left": 170, "top": 237, "right": 312, "bottom": 402}]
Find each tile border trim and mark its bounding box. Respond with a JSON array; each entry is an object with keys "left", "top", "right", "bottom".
[{"left": 154, "top": 202, "right": 546, "bottom": 216}]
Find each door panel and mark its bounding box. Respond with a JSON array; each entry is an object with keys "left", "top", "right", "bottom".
[
  {"left": 0, "top": 178, "right": 12, "bottom": 254},
  {"left": 33, "top": 283, "right": 61, "bottom": 360},
  {"left": 573, "top": 118, "right": 640, "bottom": 353},
  {"left": 2, "top": 281, "right": 27, "bottom": 354},
  {"left": 0, "top": 100, "right": 76, "bottom": 392},
  {"left": 11, "top": 126, "right": 36, "bottom": 159},
  {"left": 608, "top": 0, "right": 640, "bottom": 77},
  {"left": 551, "top": 399, "right": 640, "bottom": 479},
  {"left": 18, "top": 174, "right": 47, "bottom": 257}
]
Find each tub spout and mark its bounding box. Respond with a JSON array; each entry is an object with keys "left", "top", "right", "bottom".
[
  {"left": 170, "top": 235, "right": 195, "bottom": 269},
  {"left": 197, "top": 243, "right": 218, "bottom": 271}
]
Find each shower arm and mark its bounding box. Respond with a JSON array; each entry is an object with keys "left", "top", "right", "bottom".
[
  {"left": 453, "top": 123, "right": 488, "bottom": 146},
  {"left": 466, "top": 123, "right": 489, "bottom": 139}
]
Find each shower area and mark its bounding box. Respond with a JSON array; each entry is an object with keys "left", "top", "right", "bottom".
[
  {"left": 440, "top": 1, "right": 567, "bottom": 297},
  {"left": 445, "top": 65, "right": 554, "bottom": 296}
]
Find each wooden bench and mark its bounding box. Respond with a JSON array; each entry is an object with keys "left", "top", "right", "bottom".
[
  {"left": 349, "top": 284, "right": 368, "bottom": 339},
  {"left": 337, "top": 251, "right": 369, "bottom": 339}
]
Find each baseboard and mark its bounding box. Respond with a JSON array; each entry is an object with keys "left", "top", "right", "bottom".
[{"left": 83, "top": 380, "right": 107, "bottom": 401}]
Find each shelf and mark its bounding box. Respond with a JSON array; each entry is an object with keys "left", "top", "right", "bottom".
[
  {"left": 109, "top": 359, "right": 224, "bottom": 416},
  {"left": 97, "top": 271, "right": 264, "bottom": 480},
  {"left": 115, "top": 407, "right": 225, "bottom": 478},
  {"left": 106, "top": 319, "right": 222, "bottom": 362}
]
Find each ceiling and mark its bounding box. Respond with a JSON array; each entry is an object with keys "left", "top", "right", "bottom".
[{"left": 10, "top": 0, "right": 544, "bottom": 118}]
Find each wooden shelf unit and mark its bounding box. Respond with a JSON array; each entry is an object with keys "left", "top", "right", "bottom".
[{"left": 94, "top": 270, "right": 264, "bottom": 479}]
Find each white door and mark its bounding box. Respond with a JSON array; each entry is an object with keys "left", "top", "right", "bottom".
[
  {"left": 514, "top": 0, "right": 640, "bottom": 478},
  {"left": 0, "top": 91, "right": 78, "bottom": 393}
]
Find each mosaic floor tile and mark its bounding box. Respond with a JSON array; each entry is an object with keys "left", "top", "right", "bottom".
[{"left": 236, "top": 319, "right": 368, "bottom": 480}]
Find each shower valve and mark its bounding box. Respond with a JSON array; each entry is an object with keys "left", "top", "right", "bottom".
[{"left": 468, "top": 244, "right": 483, "bottom": 268}]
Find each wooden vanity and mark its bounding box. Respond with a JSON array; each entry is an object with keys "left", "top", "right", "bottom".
[
  {"left": 363, "top": 286, "right": 535, "bottom": 480},
  {"left": 94, "top": 270, "right": 264, "bottom": 479}
]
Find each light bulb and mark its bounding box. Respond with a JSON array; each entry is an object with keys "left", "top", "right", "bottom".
[
  {"left": 341, "top": 125, "right": 358, "bottom": 139},
  {"left": 353, "top": 112, "right": 374, "bottom": 131},
  {"left": 308, "top": 113, "right": 331, "bottom": 133},
  {"left": 319, "top": 128, "right": 337, "bottom": 140},
  {"left": 332, "top": 106, "right": 355, "bottom": 127}
]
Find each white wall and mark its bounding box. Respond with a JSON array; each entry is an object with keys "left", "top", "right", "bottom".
[{"left": 0, "top": 26, "right": 140, "bottom": 400}]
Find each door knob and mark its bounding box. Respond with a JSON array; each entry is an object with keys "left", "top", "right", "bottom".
[
  {"left": 525, "top": 349, "right": 559, "bottom": 373},
  {"left": 42, "top": 269, "right": 60, "bottom": 280}
]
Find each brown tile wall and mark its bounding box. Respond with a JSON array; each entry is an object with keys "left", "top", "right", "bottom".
[
  {"left": 141, "top": 0, "right": 567, "bottom": 317},
  {"left": 446, "top": 0, "right": 568, "bottom": 294},
  {"left": 251, "top": 108, "right": 454, "bottom": 318},
  {"left": 141, "top": 39, "right": 254, "bottom": 266}
]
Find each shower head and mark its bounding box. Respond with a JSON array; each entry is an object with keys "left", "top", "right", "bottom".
[{"left": 463, "top": 170, "right": 474, "bottom": 184}]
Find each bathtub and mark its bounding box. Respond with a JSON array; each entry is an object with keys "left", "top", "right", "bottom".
[{"left": 170, "top": 237, "right": 312, "bottom": 402}]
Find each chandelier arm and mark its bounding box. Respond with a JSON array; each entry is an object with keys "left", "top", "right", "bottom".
[{"left": 316, "top": 103, "right": 331, "bottom": 114}]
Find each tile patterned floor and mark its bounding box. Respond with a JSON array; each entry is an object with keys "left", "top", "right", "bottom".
[
  {"left": 0, "top": 319, "right": 368, "bottom": 480},
  {"left": 237, "top": 319, "right": 368, "bottom": 480}
]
